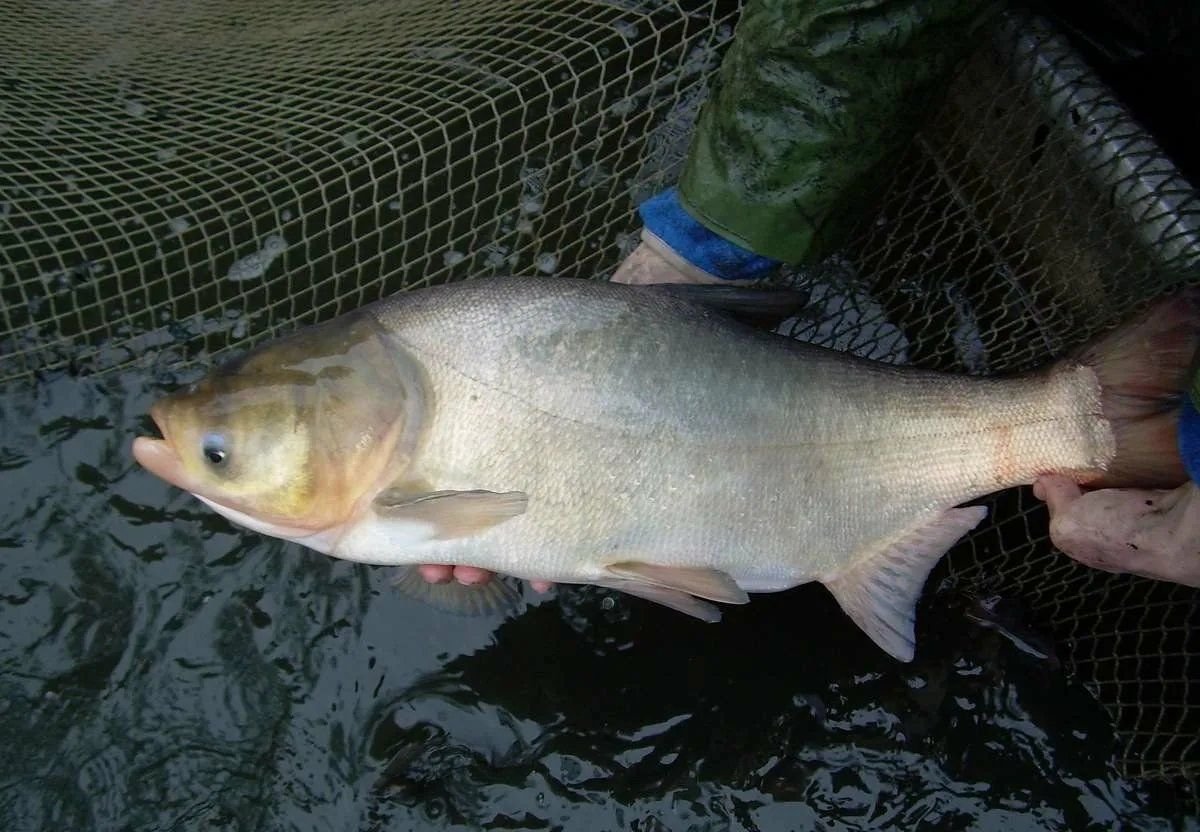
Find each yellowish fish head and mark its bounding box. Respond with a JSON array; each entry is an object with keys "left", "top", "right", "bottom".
[
  {"left": 133, "top": 311, "right": 427, "bottom": 542},
  {"left": 134, "top": 376, "right": 328, "bottom": 534}
]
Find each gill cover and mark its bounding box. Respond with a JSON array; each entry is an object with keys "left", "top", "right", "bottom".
[{"left": 137, "top": 309, "right": 427, "bottom": 532}]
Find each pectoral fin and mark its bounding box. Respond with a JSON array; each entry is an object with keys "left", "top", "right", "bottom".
[
  {"left": 390, "top": 566, "right": 523, "bottom": 616},
  {"left": 823, "top": 506, "right": 988, "bottom": 663},
  {"left": 373, "top": 487, "right": 529, "bottom": 540}
]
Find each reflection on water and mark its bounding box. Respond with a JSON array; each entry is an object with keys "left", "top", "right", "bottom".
[{"left": 0, "top": 370, "right": 1192, "bottom": 830}]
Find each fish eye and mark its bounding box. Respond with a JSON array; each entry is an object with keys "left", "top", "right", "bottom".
[{"left": 202, "top": 434, "right": 228, "bottom": 467}]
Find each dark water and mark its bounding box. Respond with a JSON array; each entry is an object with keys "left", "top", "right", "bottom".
[{"left": 1, "top": 367, "right": 1196, "bottom": 831}]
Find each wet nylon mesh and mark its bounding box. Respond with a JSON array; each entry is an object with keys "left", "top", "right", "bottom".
[{"left": 1, "top": 0, "right": 1197, "bottom": 799}]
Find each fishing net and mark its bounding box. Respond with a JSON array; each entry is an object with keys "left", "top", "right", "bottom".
[{"left": 1, "top": 0, "right": 1197, "bottom": 803}]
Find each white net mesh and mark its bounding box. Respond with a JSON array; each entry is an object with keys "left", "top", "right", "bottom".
[
  {"left": 1, "top": 0, "right": 742, "bottom": 380},
  {"left": 2, "top": 0, "right": 1197, "bottom": 799}
]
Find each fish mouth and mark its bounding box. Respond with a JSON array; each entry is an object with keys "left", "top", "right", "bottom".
[{"left": 132, "top": 403, "right": 189, "bottom": 490}]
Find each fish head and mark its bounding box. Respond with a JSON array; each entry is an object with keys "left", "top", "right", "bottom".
[{"left": 133, "top": 311, "right": 427, "bottom": 543}]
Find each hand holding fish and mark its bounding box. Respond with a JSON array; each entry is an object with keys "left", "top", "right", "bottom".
[
  {"left": 1034, "top": 476, "right": 1200, "bottom": 588},
  {"left": 418, "top": 563, "right": 554, "bottom": 594},
  {"left": 1033, "top": 391, "right": 1200, "bottom": 588}
]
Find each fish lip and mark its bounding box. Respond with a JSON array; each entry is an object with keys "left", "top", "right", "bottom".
[{"left": 132, "top": 434, "right": 185, "bottom": 488}]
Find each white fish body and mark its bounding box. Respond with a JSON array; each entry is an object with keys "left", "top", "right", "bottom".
[{"left": 134, "top": 278, "right": 1198, "bottom": 661}]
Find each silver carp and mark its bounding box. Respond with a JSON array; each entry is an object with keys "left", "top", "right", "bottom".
[{"left": 133, "top": 277, "right": 1199, "bottom": 661}]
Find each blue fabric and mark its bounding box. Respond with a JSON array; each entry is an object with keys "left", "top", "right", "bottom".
[
  {"left": 638, "top": 188, "right": 779, "bottom": 281},
  {"left": 1179, "top": 395, "right": 1200, "bottom": 485}
]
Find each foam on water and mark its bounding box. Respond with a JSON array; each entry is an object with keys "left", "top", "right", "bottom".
[{"left": 225, "top": 235, "right": 288, "bottom": 282}]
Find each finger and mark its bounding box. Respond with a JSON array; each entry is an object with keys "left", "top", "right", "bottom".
[
  {"left": 610, "top": 242, "right": 697, "bottom": 285},
  {"left": 530, "top": 580, "right": 554, "bottom": 594},
  {"left": 452, "top": 565, "right": 494, "bottom": 586},
  {"left": 1033, "top": 474, "right": 1083, "bottom": 513},
  {"left": 418, "top": 564, "right": 454, "bottom": 584}
]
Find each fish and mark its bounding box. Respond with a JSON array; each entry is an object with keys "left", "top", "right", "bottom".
[{"left": 132, "top": 277, "right": 1200, "bottom": 661}]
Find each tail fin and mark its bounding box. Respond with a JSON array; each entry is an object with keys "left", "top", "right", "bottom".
[{"left": 1072, "top": 286, "right": 1200, "bottom": 488}]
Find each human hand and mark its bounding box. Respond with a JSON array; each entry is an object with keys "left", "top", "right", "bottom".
[
  {"left": 416, "top": 564, "right": 555, "bottom": 594},
  {"left": 610, "top": 240, "right": 711, "bottom": 285},
  {"left": 1033, "top": 474, "right": 1200, "bottom": 588},
  {"left": 612, "top": 189, "right": 776, "bottom": 286}
]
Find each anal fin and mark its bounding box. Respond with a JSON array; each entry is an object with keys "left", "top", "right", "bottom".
[
  {"left": 823, "top": 506, "right": 988, "bottom": 663},
  {"left": 390, "top": 566, "right": 523, "bottom": 617}
]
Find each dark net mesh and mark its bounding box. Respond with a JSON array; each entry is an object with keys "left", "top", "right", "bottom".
[{"left": 1, "top": 0, "right": 1197, "bottom": 800}]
